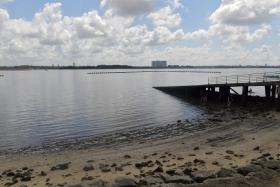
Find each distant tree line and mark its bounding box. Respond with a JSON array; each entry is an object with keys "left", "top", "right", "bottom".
[{"left": 0, "top": 64, "right": 279, "bottom": 70}]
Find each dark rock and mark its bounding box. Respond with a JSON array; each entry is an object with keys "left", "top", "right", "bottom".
[
  {"left": 51, "top": 162, "right": 70, "bottom": 171},
  {"left": 114, "top": 177, "right": 136, "bottom": 187},
  {"left": 6, "top": 172, "right": 15, "bottom": 177},
  {"left": 255, "top": 160, "right": 280, "bottom": 170},
  {"left": 237, "top": 164, "right": 262, "bottom": 176},
  {"left": 193, "top": 146, "right": 200, "bottom": 151},
  {"left": 88, "top": 179, "right": 111, "bottom": 187},
  {"left": 161, "top": 174, "right": 194, "bottom": 184},
  {"left": 246, "top": 167, "right": 279, "bottom": 182},
  {"left": 64, "top": 174, "right": 72, "bottom": 177},
  {"left": 81, "top": 176, "right": 94, "bottom": 181},
  {"left": 208, "top": 118, "right": 223, "bottom": 122},
  {"left": 205, "top": 151, "right": 213, "bottom": 155},
  {"left": 123, "top": 155, "right": 131, "bottom": 159},
  {"left": 39, "top": 171, "right": 47, "bottom": 176},
  {"left": 155, "top": 160, "right": 162, "bottom": 166},
  {"left": 183, "top": 168, "right": 192, "bottom": 175},
  {"left": 13, "top": 172, "right": 23, "bottom": 178},
  {"left": 253, "top": 146, "right": 260, "bottom": 151},
  {"left": 68, "top": 185, "right": 83, "bottom": 187},
  {"left": 101, "top": 168, "right": 111, "bottom": 173},
  {"left": 166, "top": 169, "right": 176, "bottom": 176},
  {"left": 226, "top": 150, "right": 234, "bottom": 154},
  {"left": 191, "top": 170, "right": 216, "bottom": 183},
  {"left": 21, "top": 175, "right": 31, "bottom": 181},
  {"left": 224, "top": 155, "right": 232, "bottom": 160},
  {"left": 83, "top": 164, "right": 94, "bottom": 171},
  {"left": 258, "top": 153, "right": 271, "bottom": 159},
  {"left": 216, "top": 168, "right": 235, "bottom": 178},
  {"left": 154, "top": 166, "right": 164, "bottom": 173},
  {"left": 193, "top": 159, "right": 205, "bottom": 165},
  {"left": 212, "top": 161, "right": 219, "bottom": 166},
  {"left": 99, "top": 164, "right": 111, "bottom": 173},
  {"left": 144, "top": 176, "right": 164, "bottom": 185},
  {"left": 115, "top": 166, "right": 124, "bottom": 172},
  {"left": 135, "top": 161, "right": 153, "bottom": 169},
  {"left": 137, "top": 179, "right": 148, "bottom": 186}
]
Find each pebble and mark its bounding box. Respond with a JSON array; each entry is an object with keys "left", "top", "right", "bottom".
[
  {"left": 83, "top": 164, "right": 94, "bottom": 171},
  {"left": 51, "top": 162, "right": 70, "bottom": 171}
]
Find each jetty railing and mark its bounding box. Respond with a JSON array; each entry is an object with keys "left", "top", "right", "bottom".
[{"left": 208, "top": 71, "right": 280, "bottom": 85}]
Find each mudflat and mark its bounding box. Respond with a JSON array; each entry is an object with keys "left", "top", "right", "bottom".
[{"left": 0, "top": 106, "right": 280, "bottom": 187}]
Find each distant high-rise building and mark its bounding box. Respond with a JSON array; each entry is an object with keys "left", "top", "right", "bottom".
[
  {"left": 73, "top": 62, "right": 76, "bottom": 67},
  {"left": 152, "top": 61, "right": 167, "bottom": 68}
]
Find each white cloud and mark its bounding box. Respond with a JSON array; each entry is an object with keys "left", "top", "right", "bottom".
[
  {"left": 101, "top": 0, "right": 155, "bottom": 16},
  {"left": 168, "top": 0, "right": 184, "bottom": 9},
  {"left": 0, "top": 2, "right": 189, "bottom": 65},
  {"left": 0, "top": 1, "right": 279, "bottom": 66},
  {"left": 208, "top": 24, "right": 271, "bottom": 44},
  {"left": 0, "top": 8, "right": 9, "bottom": 23},
  {"left": 148, "top": 6, "right": 182, "bottom": 28},
  {"left": 73, "top": 11, "right": 109, "bottom": 39},
  {"left": 210, "top": 0, "right": 280, "bottom": 25},
  {"left": 150, "top": 45, "right": 279, "bottom": 66}
]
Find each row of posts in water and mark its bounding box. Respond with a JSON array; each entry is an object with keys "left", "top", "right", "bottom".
[{"left": 88, "top": 70, "right": 221, "bottom": 75}]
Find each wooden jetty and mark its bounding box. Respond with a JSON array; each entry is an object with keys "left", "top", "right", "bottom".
[{"left": 154, "top": 71, "right": 280, "bottom": 104}]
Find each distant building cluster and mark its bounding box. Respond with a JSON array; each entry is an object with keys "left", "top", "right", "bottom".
[{"left": 151, "top": 61, "right": 167, "bottom": 68}]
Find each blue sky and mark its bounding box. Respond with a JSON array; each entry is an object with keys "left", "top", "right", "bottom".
[
  {"left": 5, "top": 0, "right": 101, "bottom": 19},
  {"left": 0, "top": 0, "right": 279, "bottom": 66},
  {"left": 5, "top": 0, "right": 221, "bottom": 32}
]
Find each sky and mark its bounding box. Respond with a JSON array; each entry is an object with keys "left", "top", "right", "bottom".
[{"left": 0, "top": 0, "right": 279, "bottom": 66}]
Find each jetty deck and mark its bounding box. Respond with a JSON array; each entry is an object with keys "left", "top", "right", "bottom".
[{"left": 154, "top": 71, "right": 280, "bottom": 104}]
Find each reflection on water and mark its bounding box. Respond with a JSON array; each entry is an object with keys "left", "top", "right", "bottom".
[{"left": 0, "top": 68, "right": 278, "bottom": 150}]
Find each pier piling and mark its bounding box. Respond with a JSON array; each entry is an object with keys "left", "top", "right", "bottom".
[{"left": 242, "top": 86, "right": 249, "bottom": 105}]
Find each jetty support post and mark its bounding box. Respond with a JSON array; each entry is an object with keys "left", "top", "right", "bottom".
[
  {"left": 271, "top": 85, "right": 276, "bottom": 101},
  {"left": 277, "top": 86, "right": 280, "bottom": 110},
  {"left": 265, "top": 85, "right": 271, "bottom": 99},
  {"left": 219, "top": 86, "right": 230, "bottom": 102},
  {"left": 277, "top": 85, "right": 280, "bottom": 102},
  {"left": 242, "top": 86, "right": 249, "bottom": 105}
]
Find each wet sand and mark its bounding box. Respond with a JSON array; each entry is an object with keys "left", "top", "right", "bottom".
[{"left": 0, "top": 106, "right": 280, "bottom": 187}]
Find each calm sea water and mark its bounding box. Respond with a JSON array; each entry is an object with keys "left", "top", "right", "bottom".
[{"left": 0, "top": 68, "right": 278, "bottom": 151}]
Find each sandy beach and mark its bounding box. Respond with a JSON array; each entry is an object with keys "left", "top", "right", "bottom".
[{"left": 1, "top": 106, "right": 280, "bottom": 187}]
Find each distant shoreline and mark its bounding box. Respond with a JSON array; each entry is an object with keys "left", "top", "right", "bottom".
[{"left": 0, "top": 65, "right": 280, "bottom": 71}]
